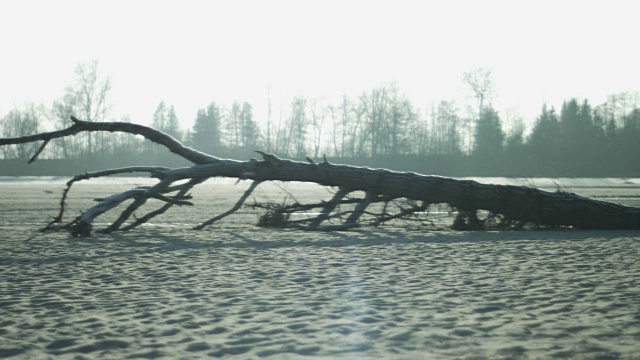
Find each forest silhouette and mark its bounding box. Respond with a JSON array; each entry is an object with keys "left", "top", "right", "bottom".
[{"left": 2, "top": 62, "right": 639, "bottom": 177}]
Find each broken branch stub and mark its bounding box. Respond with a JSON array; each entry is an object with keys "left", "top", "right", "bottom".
[{"left": 2, "top": 116, "right": 640, "bottom": 236}]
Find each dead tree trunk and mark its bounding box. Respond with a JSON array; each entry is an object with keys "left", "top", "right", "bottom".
[{"left": 2, "top": 116, "right": 640, "bottom": 236}]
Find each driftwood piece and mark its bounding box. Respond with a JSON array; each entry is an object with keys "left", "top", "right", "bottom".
[{"left": 2, "top": 116, "right": 640, "bottom": 236}]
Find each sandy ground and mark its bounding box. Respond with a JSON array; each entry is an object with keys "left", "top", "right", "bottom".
[{"left": 1, "top": 178, "right": 640, "bottom": 359}]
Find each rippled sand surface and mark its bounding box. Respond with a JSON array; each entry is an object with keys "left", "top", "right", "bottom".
[{"left": 1, "top": 179, "right": 640, "bottom": 359}]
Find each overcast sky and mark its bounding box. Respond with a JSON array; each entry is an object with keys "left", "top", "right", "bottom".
[{"left": 1, "top": 0, "right": 638, "bottom": 129}]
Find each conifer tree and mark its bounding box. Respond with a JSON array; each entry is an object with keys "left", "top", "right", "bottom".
[
  {"left": 191, "top": 101, "right": 222, "bottom": 153},
  {"left": 473, "top": 106, "right": 503, "bottom": 159}
]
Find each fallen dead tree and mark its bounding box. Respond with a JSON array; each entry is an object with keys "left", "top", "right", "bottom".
[{"left": 2, "top": 116, "right": 640, "bottom": 236}]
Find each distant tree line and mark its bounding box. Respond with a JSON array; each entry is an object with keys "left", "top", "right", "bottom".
[{"left": 2, "top": 62, "right": 640, "bottom": 177}]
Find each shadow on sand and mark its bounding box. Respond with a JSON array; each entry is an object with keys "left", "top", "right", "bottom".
[{"left": 4, "top": 227, "right": 631, "bottom": 266}]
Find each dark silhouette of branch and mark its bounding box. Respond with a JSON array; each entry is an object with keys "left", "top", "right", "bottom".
[
  {"left": 3, "top": 116, "right": 640, "bottom": 236},
  {"left": 194, "top": 180, "right": 262, "bottom": 230}
]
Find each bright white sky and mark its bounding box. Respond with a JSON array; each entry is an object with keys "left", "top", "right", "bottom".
[{"left": 1, "top": 0, "right": 638, "bottom": 129}]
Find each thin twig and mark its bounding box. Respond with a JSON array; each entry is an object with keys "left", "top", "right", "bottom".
[
  {"left": 309, "top": 187, "right": 349, "bottom": 227},
  {"left": 28, "top": 139, "right": 50, "bottom": 164},
  {"left": 194, "top": 180, "right": 262, "bottom": 230},
  {"left": 119, "top": 177, "right": 205, "bottom": 231},
  {"left": 150, "top": 193, "right": 194, "bottom": 206},
  {"left": 346, "top": 191, "right": 374, "bottom": 224}
]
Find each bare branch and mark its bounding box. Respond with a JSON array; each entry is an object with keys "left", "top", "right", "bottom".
[
  {"left": 346, "top": 191, "right": 374, "bottom": 224},
  {"left": 194, "top": 180, "right": 262, "bottom": 230},
  {"left": 28, "top": 139, "right": 50, "bottom": 164},
  {"left": 371, "top": 200, "right": 428, "bottom": 226},
  {"left": 308, "top": 187, "right": 349, "bottom": 227},
  {"left": 74, "top": 166, "right": 172, "bottom": 181},
  {"left": 74, "top": 189, "right": 145, "bottom": 236},
  {"left": 150, "top": 193, "right": 194, "bottom": 206},
  {"left": 41, "top": 166, "right": 174, "bottom": 231},
  {"left": 99, "top": 197, "right": 149, "bottom": 234},
  {"left": 1, "top": 116, "right": 217, "bottom": 164},
  {"left": 120, "top": 178, "right": 205, "bottom": 231},
  {"left": 5, "top": 118, "right": 640, "bottom": 235}
]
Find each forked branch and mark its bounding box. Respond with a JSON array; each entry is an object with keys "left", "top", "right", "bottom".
[{"left": 3, "top": 116, "right": 640, "bottom": 236}]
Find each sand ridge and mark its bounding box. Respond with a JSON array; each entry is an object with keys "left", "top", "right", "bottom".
[
  {"left": 1, "top": 179, "right": 640, "bottom": 359},
  {"left": 1, "top": 228, "right": 640, "bottom": 359}
]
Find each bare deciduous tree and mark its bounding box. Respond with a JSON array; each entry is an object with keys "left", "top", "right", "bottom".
[
  {"left": 428, "top": 100, "right": 461, "bottom": 156},
  {"left": 53, "top": 60, "right": 112, "bottom": 157},
  {"left": 309, "top": 98, "right": 327, "bottom": 159},
  {"left": 289, "top": 95, "right": 308, "bottom": 158},
  {"left": 463, "top": 67, "right": 495, "bottom": 154},
  {"left": 1, "top": 103, "right": 45, "bottom": 160},
  {"left": 463, "top": 67, "right": 495, "bottom": 117},
  {"left": 359, "top": 85, "right": 387, "bottom": 157}
]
